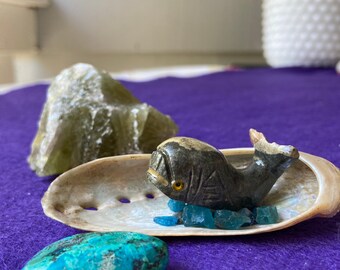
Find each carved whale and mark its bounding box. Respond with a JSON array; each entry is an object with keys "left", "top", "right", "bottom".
[{"left": 147, "top": 129, "right": 299, "bottom": 210}]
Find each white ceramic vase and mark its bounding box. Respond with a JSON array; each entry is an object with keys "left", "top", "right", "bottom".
[{"left": 262, "top": 0, "right": 340, "bottom": 67}]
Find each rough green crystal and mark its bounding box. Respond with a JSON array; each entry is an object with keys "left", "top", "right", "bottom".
[
  {"left": 28, "top": 63, "right": 178, "bottom": 176},
  {"left": 22, "top": 232, "right": 168, "bottom": 270}
]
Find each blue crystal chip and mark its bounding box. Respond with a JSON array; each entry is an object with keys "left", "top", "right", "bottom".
[
  {"left": 238, "top": 208, "right": 256, "bottom": 226},
  {"left": 168, "top": 199, "right": 185, "bottom": 212},
  {"left": 214, "top": 210, "right": 251, "bottom": 229},
  {"left": 182, "top": 205, "right": 215, "bottom": 229},
  {"left": 254, "top": 206, "right": 279, "bottom": 224},
  {"left": 153, "top": 216, "right": 179, "bottom": 226},
  {"left": 157, "top": 197, "right": 279, "bottom": 229}
]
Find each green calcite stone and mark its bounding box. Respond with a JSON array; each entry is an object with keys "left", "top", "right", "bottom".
[
  {"left": 22, "top": 232, "right": 168, "bottom": 270},
  {"left": 28, "top": 63, "right": 178, "bottom": 176}
]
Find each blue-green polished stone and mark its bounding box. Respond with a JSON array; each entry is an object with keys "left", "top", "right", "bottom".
[
  {"left": 154, "top": 216, "right": 179, "bottom": 226},
  {"left": 182, "top": 205, "right": 215, "bottom": 229},
  {"left": 214, "top": 210, "right": 251, "bottom": 229},
  {"left": 22, "top": 232, "right": 168, "bottom": 270},
  {"left": 254, "top": 206, "right": 279, "bottom": 224},
  {"left": 167, "top": 199, "right": 185, "bottom": 212}
]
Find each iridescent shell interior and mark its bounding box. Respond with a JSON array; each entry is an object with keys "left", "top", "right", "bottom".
[
  {"left": 42, "top": 149, "right": 339, "bottom": 236},
  {"left": 230, "top": 154, "right": 318, "bottom": 221}
]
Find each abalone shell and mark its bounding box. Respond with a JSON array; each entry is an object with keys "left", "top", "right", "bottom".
[{"left": 41, "top": 149, "right": 340, "bottom": 236}]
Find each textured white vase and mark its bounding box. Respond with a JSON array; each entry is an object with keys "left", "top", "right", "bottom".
[{"left": 262, "top": 0, "right": 340, "bottom": 67}]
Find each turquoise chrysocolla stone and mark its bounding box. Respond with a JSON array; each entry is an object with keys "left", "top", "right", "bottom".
[
  {"left": 182, "top": 205, "right": 215, "bottom": 229},
  {"left": 254, "top": 206, "right": 279, "bottom": 224},
  {"left": 22, "top": 232, "right": 168, "bottom": 270}
]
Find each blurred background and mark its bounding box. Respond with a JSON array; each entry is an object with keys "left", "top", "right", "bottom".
[{"left": 0, "top": 0, "right": 339, "bottom": 84}]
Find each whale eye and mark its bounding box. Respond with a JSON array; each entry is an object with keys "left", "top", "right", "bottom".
[{"left": 172, "top": 180, "right": 184, "bottom": 191}]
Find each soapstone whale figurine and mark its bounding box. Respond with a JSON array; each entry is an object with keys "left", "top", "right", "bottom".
[{"left": 146, "top": 129, "right": 300, "bottom": 210}]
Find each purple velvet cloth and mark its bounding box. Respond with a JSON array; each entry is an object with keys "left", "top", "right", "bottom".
[{"left": 1, "top": 68, "right": 339, "bottom": 269}]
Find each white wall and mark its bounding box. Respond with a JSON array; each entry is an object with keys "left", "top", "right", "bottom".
[
  {"left": 5, "top": 0, "right": 264, "bottom": 83},
  {"left": 0, "top": 2, "right": 38, "bottom": 83},
  {"left": 0, "top": 55, "right": 14, "bottom": 84},
  {"left": 38, "top": 0, "right": 262, "bottom": 53},
  {"left": 0, "top": 3, "right": 37, "bottom": 51}
]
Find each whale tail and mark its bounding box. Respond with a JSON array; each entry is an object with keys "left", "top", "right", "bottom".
[
  {"left": 236, "top": 129, "right": 301, "bottom": 207},
  {"left": 249, "top": 129, "right": 299, "bottom": 159}
]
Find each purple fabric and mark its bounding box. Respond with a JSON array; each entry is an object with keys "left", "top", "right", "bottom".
[{"left": 1, "top": 68, "right": 339, "bottom": 269}]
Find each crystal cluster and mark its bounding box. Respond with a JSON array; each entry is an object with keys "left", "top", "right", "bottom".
[
  {"left": 153, "top": 199, "right": 279, "bottom": 229},
  {"left": 28, "top": 63, "right": 178, "bottom": 176}
]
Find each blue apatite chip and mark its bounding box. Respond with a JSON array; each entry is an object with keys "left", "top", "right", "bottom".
[
  {"left": 153, "top": 216, "right": 179, "bottom": 226},
  {"left": 238, "top": 208, "right": 256, "bottom": 225},
  {"left": 167, "top": 199, "right": 185, "bottom": 212},
  {"left": 214, "top": 210, "right": 251, "bottom": 229},
  {"left": 254, "top": 206, "right": 279, "bottom": 224},
  {"left": 22, "top": 232, "right": 168, "bottom": 270},
  {"left": 182, "top": 205, "right": 215, "bottom": 229}
]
